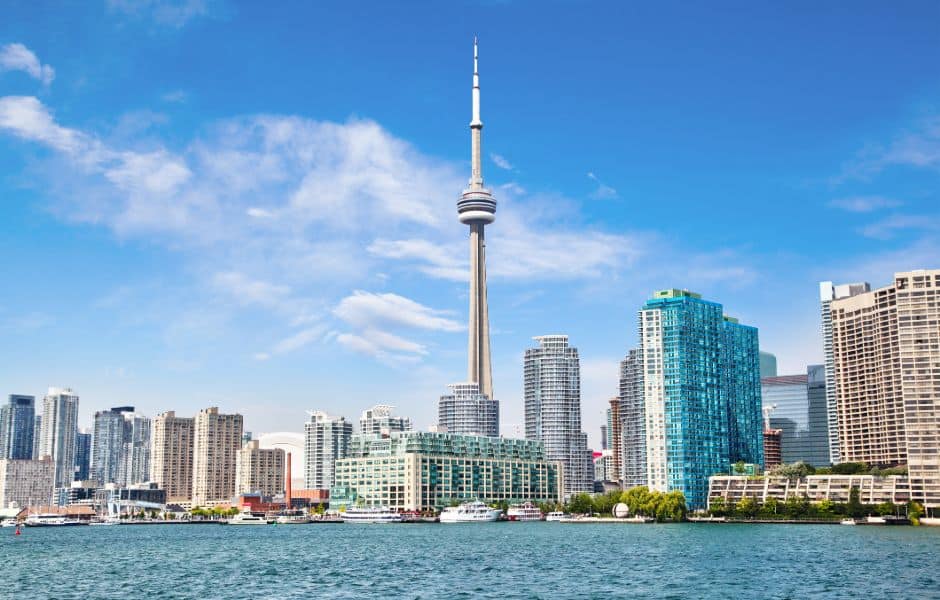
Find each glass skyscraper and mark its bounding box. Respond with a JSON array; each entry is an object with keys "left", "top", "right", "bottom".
[
  {"left": 761, "top": 365, "right": 830, "bottom": 467},
  {"left": 74, "top": 430, "right": 91, "bottom": 481},
  {"left": 0, "top": 394, "right": 35, "bottom": 460},
  {"left": 639, "top": 290, "right": 763, "bottom": 509}
]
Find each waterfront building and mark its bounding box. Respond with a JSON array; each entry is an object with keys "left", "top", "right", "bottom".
[
  {"left": 593, "top": 449, "right": 613, "bottom": 486},
  {"left": 73, "top": 430, "right": 91, "bottom": 481},
  {"left": 606, "top": 398, "right": 622, "bottom": 486},
  {"left": 0, "top": 395, "right": 35, "bottom": 460},
  {"left": 192, "top": 407, "right": 243, "bottom": 506},
  {"left": 359, "top": 405, "right": 411, "bottom": 436},
  {"left": 639, "top": 290, "right": 763, "bottom": 510},
  {"left": 437, "top": 382, "right": 499, "bottom": 437},
  {"left": 708, "top": 474, "right": 912, "bottom": 508},
  {"left": 619, "top": 348, "right": 646, "bottom": 488},
  {"left": 92, "top": 406, "right": 135, "bottom": 485},
  {"left": 761, "top": 366, "right": 830, "bottom": 467},
  {"left": 759, "top": 351, "right": 778, "bottom": 378},
  {"left": 257, "top": 432, "right": 304, "bottom": 491},
  {"left": 0, "top": 457, "right": 54, "bottom": 508},
  {"left": 236, "top": 440, "right": 285, "bottom": 497},
  {"left": 524, "top": 335, "right": 594, "bottom": 497},
  {"left": 149, "top": 411, "right": 194, "bottom": 504},
  {"left": 38, "top": 387, "right": 80, "bottom": 490},
  {"left": 106, "top": 483, "right": 167, "bottom": 517},
  {"left": 121, "top": 414, "right": 151, "bottom": 486},
  {"left": 827, "top": 270, "right": 940, "bottom": 508},
  {"left": 304, "top": 411, "right": 352, "bottom": 490},
  {"left": 819, "top": 280, "right": 871, "bottom": 464},
  {"left": 332, "top": 432, "right": 561, "bottom": 511}
]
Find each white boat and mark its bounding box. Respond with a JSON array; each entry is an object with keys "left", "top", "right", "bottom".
[
  {"left": 225, "top": 511, "right": 271, "bottom": 525},
  {"left": 342, "top": 506, "right": 402, "bottom": 524},
  {"left": 865, "top": 516, "right": 887, "bottom": 525},
  {"left": 275, "top": 514, "right": 311, "bottom": 525},
  {"left": 1, "top": 520, "right": 18, "bottom": 528},
  {"left": 545, "top": 511, "right": 569, "bottom": 522},
  {"left": 506, "top": 502, "right": 543, "bottom": 521},
  {"left": 24, "top": 514, "right": 86, "bottom": 527},
  {"left": 439, "top": 501, "right": 502, "bottom": 523},
  {"left": 840, "top": 519, "right": 857, "bottom": 526}
]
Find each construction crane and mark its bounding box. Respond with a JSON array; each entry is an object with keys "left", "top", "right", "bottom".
[{"left": 762, "top": 404, "right": 777, "bottom": 430}]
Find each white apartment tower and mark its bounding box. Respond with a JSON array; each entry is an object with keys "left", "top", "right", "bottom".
[
  {"left": 304, "top": 412, "right": 352, "bottom": 490},
  {"left": 38, "top": 387, "right": 79, "bottom": 489},
  {"left": 359, "top": 405, "right": 412, "bottom": 436}
]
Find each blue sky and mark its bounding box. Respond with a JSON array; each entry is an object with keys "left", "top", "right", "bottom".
[{"left": 2, "top": 1, "right": 939, "bottom": 446}]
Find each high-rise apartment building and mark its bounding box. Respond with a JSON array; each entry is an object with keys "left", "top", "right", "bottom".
[
  {"left": 759, "top": 351, "right": 778, "bottom": 379},
  {"left": 121, "top": 414, "right": 151, "bottom": 486},
  {"left": 38, "top": 387, "right": 79, "bottom": 490},
  {"left": 150, "top": 411, "right": 194, "bottom": 504},
  {"left": 192, "top": 407, "right": 243, "bottom": 506},
  {"left": 606, "top": 398, "right": 622, "bottom": 485},
  {"left": 236, "top": 440, "right": 285, "bottom": 497},
  {"left": 0, "top": 395, "right": 35, "bottom": 460},
  {"left": 92, "top": 406, "right": 135, "bottom": 485},
  {"left": 638, "top": 290, "right": 763, "bottom": 509},
  {"left": 524, "top": 335, "right": 593, "bottom": 497},
  {"left": 619, "top": 349, "right": 645, "bottom": 488},
  {"left": 0, "top": 457, "right": 54, "bottom": 508},
  {"left": 761, "top": 366, "right": 830, "bottom": 467},
  {"left": 32, "top": 415, "right": 41, "bottom": 459},
  {"left": 438, "top": 383, "right": 499, "bottom": 437},
  {"left": 359, "top": 405, "right": 412, "bottom": 436},
  {"left": 827, "top": 270, "right": 940, "bottom": 507},
  {"left": 73, "top": 430, "right": 91, "bottom": 481},
  {"left": 304, "top": 412, "right": 353, "bottom": 490},
  {"left": 819, "top": 280, "right": 871, "bottom": 464}
]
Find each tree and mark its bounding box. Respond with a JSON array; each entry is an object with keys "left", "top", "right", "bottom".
[
  {"left": 621, "top": 486, "right": 653, "bottom": 515},
  {"left": 768, "top": 461, "right": 815, "bottom": 478},
  {"left": 736, "top": 497, "right": 758, "bottom": 519},
  {"left": 709, "top": 497, "right": 727, "bottom": 517},
  {"left": 763, "top": 497, "right": 780, "bottom": 517},
  {"left": 567, "top": 493, "right": 594, "bottom": 515},
  {"left": 875, "top": 502, "right": 896, "bottom": 517},
  {"left": 658, "top": 491, "right": 687, "bottom": 521},
  {"left": 847, "top": 486, "right": 864, "bottom": 518},
  {"left": 832, "top": 462, "right": 868, "bottom": 475},
  {"left": 594, "top": 491, "right": 622, "bottom": 515},
  {"left": 908, "top": 501, "right": 924, "bottom": 524},
  {"left": 732, "top": 461, "right": 747, "bottom": 475}
]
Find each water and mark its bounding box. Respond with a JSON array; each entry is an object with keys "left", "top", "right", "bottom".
[{"left": 5, "top": 522, "right": 940, "bottom": 599}]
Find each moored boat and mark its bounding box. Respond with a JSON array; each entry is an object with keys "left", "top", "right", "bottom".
[
  {"left": 506, "top": 502, "right": 543, "bottom": 521},
  {"left": 342, "top": 506, "right": 402, "bottom": 524},
  {"left": 545, "top": 511, "right": 569, "bottom": 522},
  {"left": 439, "top": 501, "right": 501, "bottom": 523},
  {"left": 840, "top": 518, "right": 857, "bottom": 526},
  {"left": 24, "top": 514, "right": 87, "bottom": 527},
  {"left": 275, "top": 514, "right": 311, "bottom": 525},
  {"left": 224, "top": 511, "right": 271, "bottom": 525}
]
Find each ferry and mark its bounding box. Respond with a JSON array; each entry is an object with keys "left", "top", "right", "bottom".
[
  {"left": 545, "top": 511, "right": 569, "bottom": 522},
  {"left": 506, "top": 502, "right": 543, "bottom": 521},
  {"left": 342, "top": 506, "right": 402, "bottom": 524},
  {"left": 24, "top": 514, "right": 87, "bottom": 527},
  {"left": 439, "top": 501, "right": 502, "bottom": 523},
  {"left": 225, "top": 511, "right": 271, "bottom": 525}
]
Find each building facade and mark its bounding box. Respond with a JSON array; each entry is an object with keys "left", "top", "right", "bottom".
[
  {"left": 332, "top": 432, "right": 561, "bottom": 511},
  {"left": 619, "top": 348, "right": 646, "bottom": 488},
  {"left": 524, "top": 335, "right": 593, "bottom": 497},
  {"left": 0, "top": 395, "right": 35, "bottom": 460},
  {"left": 437, "top": 382, "right": 499, "bottom": 438},
  {"left": 92, "top": 406, "right": 135, "bottom": 485},
  {"left": 828, "top": 270, "right": 940, "bottom": 507},
  {"left": 606, "top": 398, "right": 621, "bottom": 485},
  {"left": 761, "top": 366, "right": 830, "bottom": 467},
  {"left": 38, "top": 387, "right": 80, "bottom": 489},
  {"left": 236, "top": 440, "right": 285, "bottom": 497},
  {"left": 639, "top": 290, "right": 763, "bottom": 509},
  {"left": 120, "top": 414, "right": 151, "bottom": 486},
  {"left": 73, "top": 430, "right": 91, "bottom": 481},
  {"left": 192, "top": 407, "right": 243, "bottom": 506},
  {"left": 359, "top": 405, "right": 411, "bottom": 436},
  {"left": 149, "top": 411, "right": 194, "bottom": 504},
  {"left": 257, "top": 432, "right": 304, "bottom": 491},
  {"left": 708, "top": 474, "right": 912, "bottom": 508},
  {"left": 304, "top": 412, "right": 352, "bottom": 490},
  {"left": 0, "top": 457, "right": 55, "bottom": 508}
]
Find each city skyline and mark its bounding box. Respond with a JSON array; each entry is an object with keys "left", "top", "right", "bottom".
[{"left": 2, "top": 3, "right": 940, "bottom": 448}]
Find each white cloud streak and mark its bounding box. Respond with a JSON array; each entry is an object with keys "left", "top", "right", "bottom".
[
  {"left": 0, "top": 43, "right": 54, "bottom": 85},
  {"left": 829, "top": 196, "right": 902, "bottom": 213}
]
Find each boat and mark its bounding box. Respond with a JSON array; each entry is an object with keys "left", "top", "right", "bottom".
[
  {"left": 439, "top": 501, "right": 502, "bottom": 523},
  {"left": 506, "top": 502, "right": 543, "bottom": 521},
  {"left": 865, "top": 516, "right": 887, "bottom": 525},
  {"left": 1, "top": 520, "right": 18, "bottom": 528},
  {"left": 224, "top": 511, "right": 271, "bottom": 525},
  {"left": 24, "top": 514, "right": 87, "bottom": 527},
  {"left": 620, "top": 515, "right": 655, "bottom": 523},
  {"left": 840, "top": 519, "right": 857, "bottom": 526},
  {"left": 341, "top": 506, "right": 403, "bottom": 524},
  {"left": 545, "top": 511, "right": 569, "bottom": 522},
  {"left": 275, "top": 514, "right": 311, "bottom": 525}
]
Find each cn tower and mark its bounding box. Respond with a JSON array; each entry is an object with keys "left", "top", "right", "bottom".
[{"left": 458, "top": 37, "right": 496, "bottom": 400}]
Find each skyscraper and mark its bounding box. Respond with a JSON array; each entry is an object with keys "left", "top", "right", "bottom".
[
  {"left": 92, "top": 405, "right": 135, "bottom": 485},
  {"left": 437, "top": 383, "right": 499, "bottom": 437},
  {"left": 359, "top": 405, "right": 411, "bottom": 436},
  {"left": 524, "top": 335, "right": 593, "bottom": 497},
  {"left": 759, "top": 351, "right": 778, "bottom": 378},
  {"left": 304, "top": 411, "right": 352, "bottom": 490},
  {"left": 819, "top": 280, "right": 870, "bottom": 465},
  {"left": 32, "top": 415, "right": 41, "bottom": 459},
  {"left": 150, "top": 411, "right": 194, "bottom": 505},
  {"left": 827, "top": 270, "right": 940, "bottom": 508},
  {"left": 761, "top": 366, "right": 830, "bottom": 467},
  {"left": 639, "top": 290, "right": 762, "bottom": 509},
  {"left": 606, "top": 398, "right": 622, "bottom": 485},
  {"left": 121, "top": 413, "right": 151, "bottom": 486},
  {"left": 619, "top": 349, "right": 645, "bottom": 488},
  {"left": 38, "top": 387, "right": 79, "bottom": 490},
  {"left": 0, "top": 395, "right": 35, "bottom": 460},
  {"left": 192, "top": 407, "right": 243, "bottom": 506},
  {"left": 73, "top": 430, "right": 91, "bottom": 481},
  {"left": 236, "top": 440, "right": 285, "bottom": 497}
]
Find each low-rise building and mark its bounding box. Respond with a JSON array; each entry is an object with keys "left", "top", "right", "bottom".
[
  {"left": 332, "top": 432, "right": 562, "bottom": 511},
  {"left": 708, "top": 475, "right": 912, "bottom": 508},
  {"left": 0, "top": 458, "right": 54, "bottom": 508}
]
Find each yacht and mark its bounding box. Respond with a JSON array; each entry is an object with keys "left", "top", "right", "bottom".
[
  {"left": 439, "top": 501, "right": 502, "bottom": 523},
  {"left": 24, "top": 514, "right": 86, "bottom": 527},
  {"left": 545, "top": 511, "right": 569, "bottom": 522},
  {"left": 506, "top": 502, "right": 543, "bottom": 521},
  {"left": 225, "top": 511, "right": 271, "bottom": 525},
  {"left": 342, "top": 506, "right": 403, "bottom": 524},
  {"left": 275, "top": 514, "right": 311, "bottom": 525},
  {"left": 840, "top": 518, "right": 857, "bottom": 526}
]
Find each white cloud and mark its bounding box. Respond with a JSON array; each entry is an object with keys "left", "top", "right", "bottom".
[
  {"left": 0, "top": 43, "right": 54, "bottom": 85},
  {"left": 107, "top": 0, "right": 210, "bottom": 28},
  {"left": 587, "top": 171, "right": 618, "bottom": 200},
  {"left": 860, "top": 214, "right": 940, "bottom": 240},
  {"left": 490, "top": 153, "right": 513, "bottom": 170},
  {"left": 829, "top": 196, "right": 902, "bottom": 213},
  {"left": 161, "top": 90, "right": 188, "bottom": 103},
  {"left": 334, "top": 291, "right": 462, "bottom": 332},
  {"left": 838, "top": 116, "right": 940, "bottom": 180}
]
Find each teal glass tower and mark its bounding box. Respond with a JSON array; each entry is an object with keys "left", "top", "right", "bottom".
[{"left": 639, "top": 290, "right": 762, "bottom": 509}]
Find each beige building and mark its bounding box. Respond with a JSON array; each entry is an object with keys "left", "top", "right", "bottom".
[
  {"left": 0, "top": 458, "right": 55, "bottom": 508},
  {"left": 236, "top": 440, "right": 285, "bottom": 497},
  {"left": 830, "top": 269, "right": 940, "bottom": 507},
  {"left": 149, "top": 411, "right": 194, "bottom": 505},
  {"left": 192, "top": 407, "right": 243, "bottom": 506},
  {"left": 708, "top": 475, "right": 911, "bottom": 508}
]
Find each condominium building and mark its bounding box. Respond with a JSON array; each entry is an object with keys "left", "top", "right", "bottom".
[
  {"left": 0, "top": 457, "right": 55, "bottom": 508},
  {"left": 619, "top": 348, "right": 646, "bottom": 488},
  {"left": 73, "top": 430, "right": 91, "bottom": 481},
  {"left": 121, "top": 414, "right": 151, "bottom": 486},
  {"left": 606, "top": 398, "right": 622, "bottom": 485},
  {"left": 828, "top": 269, "right": 940, "bottom": 507},
  {"left": 304, "top": 412, "right": 352, "bottom": 490},
  {"left": 257, "top": 432, "right": 304, "bottom": 491},
  {"left": 708, "top": 474, "right": 912, "bottom": 508},
  {"left": 149, "top": 411, "right": 194, "bottom": 504},
  {"left": 92, "top": 406, "right": 135, "bottom": 485},
  {"left": 437, "top": 382, "right": 498, "bottom": 437},
  {"left": 38, "top": 387, "right": 80, "bottom": 489},
  {"left": 524, "top": 335, "right": 593, "bottom": 497},
  {"left": 819, "top": 280, "right": 871, "bottom": 464},
  {"left": 759, "top": 351, "right": 778, "bottom": 378},
  {"left": 235, "top": 440, "right": 285, "bottom": 497},
  {"left": 359, "top": 405, "right": 412, "bottom": 436},
  {"left": 332, "top": 432, "right": 561, "bottom": 511},
  {"left": 761, "top": 366, "right": 830, "bottom": 467},
  {"left": 192, "top": 407, "right": 243, "bottom": 506},
  {"left": 639, "top": 290, "right": 763, "bottom": 509},
  {"left": 0, "top": 395, "right": 35, "bottom": 460}
]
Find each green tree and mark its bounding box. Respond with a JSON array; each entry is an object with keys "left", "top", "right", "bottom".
[
  {"left": 594, "top": 491, "right": 622, "bottom": 516},
  {"left": 708, "top": 497, "right": 727, "bottom": 517},
  {"left": 567, "top": 493, "right": 594, "bottom": 515},
  {"left": 732, "top": 461, "right": 747, "bottom": 475},
  {"left": 621, "top": 486, "right": 653, "bottom": 515},
  {"left": 875, "top": 502, "right": 896, "bottom": 517},
  {"left": 658, "top": 491, "right": 687, "bottom": 521},
  {"left": 736, "top": 497, "right": 758, "bottom": 519},
  {"left": 768, "top": 461, "right": 816, "bottom": 478},
  {"left": 908, "top": 501, "right": 924, "bottom": 524},
  {"left": 847, "top": 486, "right": 864, "bottom": 518},
  {"left": 832, "top": 462, "right": 868, "bottom": 475},
  {"left": 762, "top": 497, "right": 780, "bottom": 517}
]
